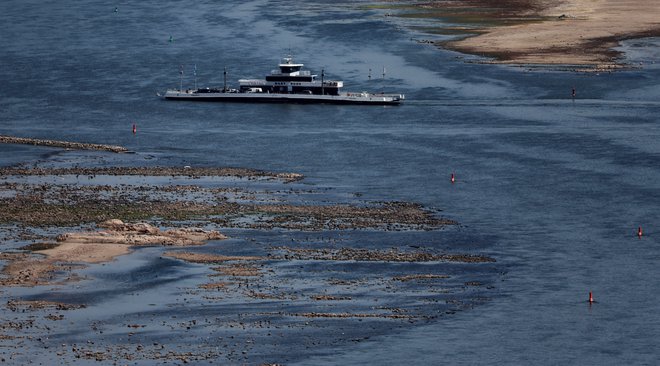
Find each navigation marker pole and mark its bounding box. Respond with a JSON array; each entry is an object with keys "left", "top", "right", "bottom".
[
  {"left": 368, "top": 68, "right": 372, "bottom": 80},
  {"left": 179, "top": 65, "right": 183, "bottom": 92},
  {"left": 223, "top": 67, "right": 227, "bottom": 92},
  {"left": 321, "top": 69, "right": 325, "bottom": 95}
]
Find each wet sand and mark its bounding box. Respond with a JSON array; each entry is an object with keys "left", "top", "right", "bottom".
[{"left": 416, "top": 0, "right": 660, "bottom": 69}]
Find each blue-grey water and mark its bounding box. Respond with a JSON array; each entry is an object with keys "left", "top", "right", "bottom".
[{"left": 1, "top": 0, "right": 660, "bottom": 364}]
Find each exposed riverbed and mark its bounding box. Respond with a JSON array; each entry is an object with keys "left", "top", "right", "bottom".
[{"left": 1, "top": 0, "right": 659, "bottom": 364}]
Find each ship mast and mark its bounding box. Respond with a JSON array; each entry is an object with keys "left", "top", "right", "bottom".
[
  {"left": 223, "top": 67, "right": 227, "bottom": 92},
  {"left": 179, "top": 65, "right": 183, "bottom": 91},
  {"left": 193, "top": 64, "right": 197, "bottom": 90}
]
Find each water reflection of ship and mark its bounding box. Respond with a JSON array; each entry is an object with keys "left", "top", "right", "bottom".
[{"left": 162, "top": 56, "right": 404, "bottom": 105}]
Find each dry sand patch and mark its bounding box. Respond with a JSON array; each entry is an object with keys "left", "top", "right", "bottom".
[{"left": 414, "top": 0, "right": 660, "bottom": 69}]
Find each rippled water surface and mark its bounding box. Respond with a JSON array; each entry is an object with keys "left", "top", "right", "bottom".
[{"left": 1, "top": 0, "right": 660, "bottom": 364}]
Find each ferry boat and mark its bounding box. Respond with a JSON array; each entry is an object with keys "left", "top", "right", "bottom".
[{"left": 161, "top": 57, "right": 404, "bottom": 105}]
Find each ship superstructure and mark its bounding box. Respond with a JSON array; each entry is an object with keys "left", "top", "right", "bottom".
[{"left": 237, "top": 56, "right": 342, "bottom": 95}]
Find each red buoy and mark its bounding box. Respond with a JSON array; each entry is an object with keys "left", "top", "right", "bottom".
[
  {"left": 132, "top": 123, "right": 137, "bottom": 134},
  {"left": 589, "top": 291, "right": 594, "bottom": 303},
  {"left": 451, "top": 173, "right": 455, "bottom": 184},
  {"left": 638, "top": 226, "right": 643, "bottom": 238}
]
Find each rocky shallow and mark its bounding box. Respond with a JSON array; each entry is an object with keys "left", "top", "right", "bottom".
[
  {"left": 0, "top": 167, "right": 446, "bottom": 231},
  {"left": 0, "top": 135, "right": 128, "bottom": 153},
  {"left": 0, "top": 165, "right": 497, "bottom": 364}
]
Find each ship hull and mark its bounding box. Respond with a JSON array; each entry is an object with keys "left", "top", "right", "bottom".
[{"left": 162, "top": 90, "right": 404, "bottom": 105}]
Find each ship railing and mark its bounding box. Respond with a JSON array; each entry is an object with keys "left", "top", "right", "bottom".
[
  {"left": 238, "top": 79, "right": 268, "bottom": 86},
  {"left": 270, "top": 70, "right": 311, "bottom": 76},
  {"left": 343, "top": 92, "right": 405, "bottom": 100}
]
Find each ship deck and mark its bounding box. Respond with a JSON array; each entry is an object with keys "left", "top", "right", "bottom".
[{"left": 163, "top": 90, "right": 404, "bottom": 105}]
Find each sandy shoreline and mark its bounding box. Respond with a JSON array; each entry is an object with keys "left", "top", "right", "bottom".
[{"left": 420, "top": 0, "right": 660, "bottom": 69}]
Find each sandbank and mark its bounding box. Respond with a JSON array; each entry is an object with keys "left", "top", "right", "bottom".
[
  {"left": 36, "top": 220, "right": 226, "bottom": 265},
  {"left": 0, "top": 220, "right": 226, "bottom": 287},
  {"left": 438, "top": 0, "right": 660, "bottom": 69},
  {"left": 38, "top": 242, "right": 132, "bottom": 264}
]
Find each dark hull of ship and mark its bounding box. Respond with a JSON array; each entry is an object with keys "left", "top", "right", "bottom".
[{"left": 163, "top": 92, "right": 403, "bottom": 105}]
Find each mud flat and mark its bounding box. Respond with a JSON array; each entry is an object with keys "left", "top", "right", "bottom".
[{"left": 400, "top": 0, "right": 660, "bottom": 70}]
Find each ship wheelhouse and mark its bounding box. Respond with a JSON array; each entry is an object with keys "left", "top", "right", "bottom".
[{"left": 238, "top": 57, "right": 343, "bottom": 95}]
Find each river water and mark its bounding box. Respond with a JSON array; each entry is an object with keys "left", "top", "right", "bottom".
[{"left": 1, "top": 0, "right": 660, "bottom": 364}]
